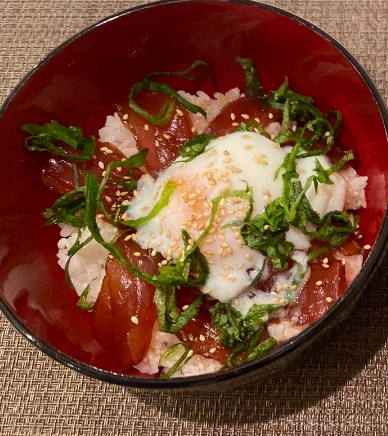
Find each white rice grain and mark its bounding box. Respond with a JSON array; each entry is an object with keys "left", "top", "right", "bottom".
[
  {"left": 98, "top": 112, "right": 137, "bottom": 157},
  {"left": 267, "top": 320, "right": 307, "bottom": 343},
  {"left": 177, "top": 88, "right": 241, "bottom": 133},
  {"left": 57, "top": 218, "right": 117, "bottom": 303},
  {"left": 338, "top": 166, "right": 368, "bottom": 210},
  {"left": 134, "top": 322, "right": 222, "bottom": 376}
]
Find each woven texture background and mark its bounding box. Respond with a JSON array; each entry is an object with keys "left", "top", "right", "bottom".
[{"left": 1, "top": 0, "right": 388, "bottom": 435}]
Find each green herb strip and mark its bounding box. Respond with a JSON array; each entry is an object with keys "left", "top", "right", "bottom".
[
  {"left": 123, "top": 180, "right": 177, "bottom": 228},
  {"left": 21, "top": 120, "right": 95, "bottom": 161},
  {"left": 159, "top": 343, "right": 193, "bottom": 379},
  {"left": 210, "top": 302, "right": 281, "bottom": 367},
  {"left": 178, "top": 133, "right": 217, "bottom": 162},
  {"left": 236, "top": 120, "right": 271, "bottom": 139},
  {"left": 154, "top": 287, "right": 210, "bottom": 335},
  {"left": 77, "top": 284, "right": 95, "bottom": 311},
  {"left": 240, "top": 197, "right": 294, "bottom": 270},
  {"left": 129, "top": 61, "right": 210, "bottom": 126},
  {"left": 43, "top": 186, "right": 86, "bottom": 227},
  {"left": 236, "top": 57, "right": 265, "bottom": 97}
]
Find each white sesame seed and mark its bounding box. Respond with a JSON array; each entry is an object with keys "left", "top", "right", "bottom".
[{"left": 131, "top": 316, "right": 139, "bottom": 324}]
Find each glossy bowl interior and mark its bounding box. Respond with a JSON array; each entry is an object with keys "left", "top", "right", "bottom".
[{"left": 0, "top": 0, "right": 388, "bottom": 390}]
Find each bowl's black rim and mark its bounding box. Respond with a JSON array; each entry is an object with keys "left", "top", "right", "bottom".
[{"left": 1, "top": 0, "right": 388, "bottom": 389}]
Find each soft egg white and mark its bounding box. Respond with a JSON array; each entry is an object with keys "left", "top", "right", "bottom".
[{"left": 128, "top": 131, "right": 345, "bottom": 305}]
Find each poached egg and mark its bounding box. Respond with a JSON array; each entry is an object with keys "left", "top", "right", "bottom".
[{"left": 127, "top": 131, "right": 346, "bottom": 305}]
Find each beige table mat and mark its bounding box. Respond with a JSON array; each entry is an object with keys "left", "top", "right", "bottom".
[{"left": 1, "top": 0, "right": 388, "bottom": 435}]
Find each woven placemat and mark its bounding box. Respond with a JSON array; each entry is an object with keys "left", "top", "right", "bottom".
[{"left": 1, "top": 1, "right": 388, "bottom": 435}]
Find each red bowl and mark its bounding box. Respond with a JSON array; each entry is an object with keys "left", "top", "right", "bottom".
[{"left": 0, "top": 0, "right": 387, "bottom": 390}]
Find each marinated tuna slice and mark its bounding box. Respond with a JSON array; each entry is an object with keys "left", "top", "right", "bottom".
[
  {"left": 117, "top": 90, "right": 195, "bottom": 177},
  {"left": 93, "top": 236, "right": 163, "bottom": 367},
  {"left": 205, "top": 96, "right": 282, "bottom": 137},
  {"left": 176, "top": 287, "right": 230, "bottom": 365},
  {"left": 286, "top": 260, "right": 347, "bottom": 325},
  {"left": 92, "top": 276, "right": 116, "bottom": 355},
  {"left": 41, "top": 141, "right": 143, "bottom": 219}
]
